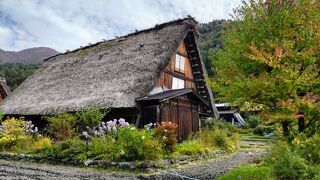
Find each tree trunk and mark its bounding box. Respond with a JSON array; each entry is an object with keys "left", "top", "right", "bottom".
[
  {"left": 298, "top": 115, "right": 305, "bottom": 133},
  {"left": 282, "top": 121, "right": 289, "bottom": 136}
]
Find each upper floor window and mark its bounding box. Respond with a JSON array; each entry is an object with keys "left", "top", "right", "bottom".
[
  {"left": 172, "top": 77, "right": 185, "bottom": 89},
  {"left": 175, "top": 54, "right": 185, "bottom": 73}
]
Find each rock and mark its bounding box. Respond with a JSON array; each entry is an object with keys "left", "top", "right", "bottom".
[
  {"left": 119, "top": 162, "right": 135, "bottom": 169},
  {"left": 84, "top": 160, "right": 93, "bottom": 166},
  {"left": 176, "top": 155, "right": 188, "bottom": 161}
]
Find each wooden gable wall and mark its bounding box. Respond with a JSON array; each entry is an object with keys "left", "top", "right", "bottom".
[{"left": 156, "top": 40, "right": 196, "bottom": 90}]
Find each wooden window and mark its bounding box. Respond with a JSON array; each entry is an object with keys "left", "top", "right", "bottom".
[
  {"left": 175, "top": 54, "right": 185, "bottom": 73},
  {"left": 172, "top": 77, "right": 185, "bottom": 89}
]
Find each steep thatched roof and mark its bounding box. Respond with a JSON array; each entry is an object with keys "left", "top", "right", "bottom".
[
  {"left": 1, "top": 17, "right": 199, "bottom": 115},
  {"left": 0, "top": 77, "right": 11, "bottom": 99}
]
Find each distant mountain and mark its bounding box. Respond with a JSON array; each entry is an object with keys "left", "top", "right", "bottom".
[{"left": 0, "top": 47, "right": 59, "bottom": 64}]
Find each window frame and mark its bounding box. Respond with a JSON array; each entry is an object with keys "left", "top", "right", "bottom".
[
  {"left": 175, "top": 54, "right": 185, "bottom": 74},
  {"left": 172, "top": 77, "right": 185, "bottom": 89}
]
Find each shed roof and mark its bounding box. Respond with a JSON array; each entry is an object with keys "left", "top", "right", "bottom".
[
  {"left": 136, "top": 88, "right": 208, "bottom": 105},
  {"left": 1, "top": 17, "right": 200, "bottom": 115}
]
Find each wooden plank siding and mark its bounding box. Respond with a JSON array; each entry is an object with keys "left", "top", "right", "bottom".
[
  {"left": 156, "top": 40, "right": 196, "bottom": 90},
  {"left": 158, "top": 95, "right": 200, "bottom": 141}
]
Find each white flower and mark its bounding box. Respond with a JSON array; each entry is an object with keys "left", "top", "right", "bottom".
[
  {"left": 141, "top": 136, "right": 145, "bottom": 140},
  {"left": 34, "top": 127, "right": 38, "bottom": 132},
  {"left": 164, "top": 129, "right": 168, "bottom": 133},
  {"left": 82, "top": 131, "right": 88, "bottom": 136}
]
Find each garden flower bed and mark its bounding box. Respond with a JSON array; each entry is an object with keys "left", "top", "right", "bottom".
[{"left": 0, "top": 108, "right": 239, "bottom": 170}]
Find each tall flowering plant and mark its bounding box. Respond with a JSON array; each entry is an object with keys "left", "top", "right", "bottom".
[
  {"left": 155, "top": 121, "right": 178, "bottom": 152},
  {"left": 81, "top": 118, "right": 130, "bottom": 139}
]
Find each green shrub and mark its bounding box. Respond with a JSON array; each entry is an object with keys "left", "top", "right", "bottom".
[
  {"left": 253, "top": 124, "right": 274, "bottom": 136},
  {"left": 0, "top": 117, "right": 52, "bottom": 153},
  {"left": 244, "top": 115, "right": 262, "bottom": 129},
  {"left": 212, "top": 128, "right": 237, "bottom": 152},
  {"left": 86, "top": 136, "right": 115, "bottom": 160},
  {"left": 39, "top": 124, "right": 164, "bottom": 162},
  {"left": 204, "top": 118, "right": 237, "bottom": 132},
  {"left": 31, "top": 137, "right": 52, "bottom": 152},
  {"left": 0, "top": 117, "right": 31, "bottom": 152},
  {"left": 40, "top": 138, "right": 86, "bottom": 162},
  {"left": 308, "top": 165, "right": 320, "bottom": 180},
  {"left": 44, "top": 113, "right": 77, "bottom": 141},
  {"left": 114, "top": 127, "right": 163, "bottom": 161},
  {"left": 194, "top": 127, "right": 215, "bottom": 147},
  {"left": 217, "top": 164, "right": 272, "bottom": 180},
  {"left": 266, "top": 141, "right": 309, "bottom": 180},
  {"left": 194, "top": 126, "right": 238, "bottom": 152},
  {"left": 176, "top": 140, "right": 208, "bottom": 155},
  {"left": 295, "top": 134, "right": 320, "bottom": 164},
  {"left": 76, "top": 107, "right": 108, "bottom": 131}
]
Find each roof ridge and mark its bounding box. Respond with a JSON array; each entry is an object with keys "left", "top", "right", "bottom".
[{"left": 44, "top": 16, "right": 197, "bottom": 61}]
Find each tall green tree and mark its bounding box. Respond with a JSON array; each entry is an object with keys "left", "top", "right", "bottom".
[{"left": 211, "top": 0, "right": 320, "bottom": 136}]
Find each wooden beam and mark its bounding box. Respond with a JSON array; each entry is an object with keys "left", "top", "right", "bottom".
[{"left": 164, "top": 70, "right": 195, "bottom": 82}]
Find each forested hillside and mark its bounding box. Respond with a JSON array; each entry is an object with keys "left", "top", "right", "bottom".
[
  {"left": 198, "top": 20, "right": 226, "bottom": 76},
  {"left": 0, "top": 63, "right": 38, "bottom": 90}
]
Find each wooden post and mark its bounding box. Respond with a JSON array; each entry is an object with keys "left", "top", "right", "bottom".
[{"left": 135, "top": 104, "right": 142, "bottom": 128}]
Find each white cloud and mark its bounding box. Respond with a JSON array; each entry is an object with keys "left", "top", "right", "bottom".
[{"left": 0, "top": 0, "right": 242, "bottom": 52}]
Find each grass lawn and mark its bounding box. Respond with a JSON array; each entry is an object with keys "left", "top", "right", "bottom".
[{"left": 217, "top": 164, "right": 273, "bottom": 180}]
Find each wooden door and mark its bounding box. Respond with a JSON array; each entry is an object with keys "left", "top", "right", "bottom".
[{"left": 177, "top": 100, "right": 193, "bottom": 141}]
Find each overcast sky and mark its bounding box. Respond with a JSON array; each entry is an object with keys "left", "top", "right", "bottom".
[{"left": 0, "top": 0, "right": 241, "bottom": 52}]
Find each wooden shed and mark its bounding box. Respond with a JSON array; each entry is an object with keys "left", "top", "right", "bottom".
[
  {"left": 0, "top": 17, "right": 218, "bottom": 140},
  {"left": 137, "top": 89, "right": 208, "bottom": 141}
]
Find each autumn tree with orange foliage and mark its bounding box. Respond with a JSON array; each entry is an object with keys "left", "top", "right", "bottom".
[{"left": 211, "top": 0, "right": 320, "bottom": 136}]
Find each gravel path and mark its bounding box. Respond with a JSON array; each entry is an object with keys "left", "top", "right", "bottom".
[
  {"left": 0, "top": 160, "right": 138, "bottom": 180},
  {"left": 142, "top": 150, "right": 268, "bottom": 180},
  {"left": 0, "top": 150, "right": 267, "bottom": 180}
]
